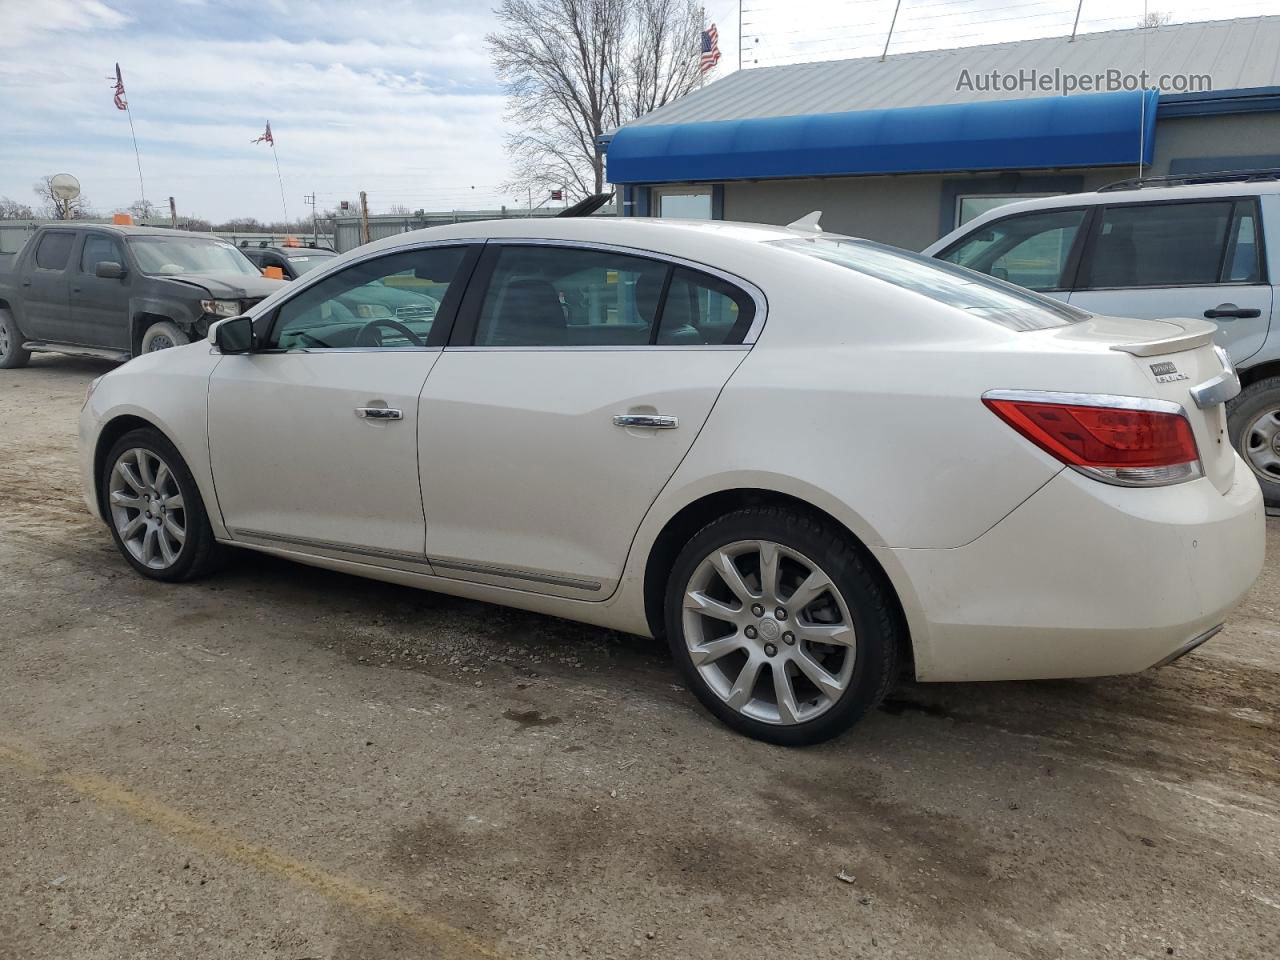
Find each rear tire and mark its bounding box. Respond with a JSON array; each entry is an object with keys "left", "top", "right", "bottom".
[
  {"left": 0, "top": 309, "right": 31, "bottom": 369},
  {"left": 140, "top": 321, "right": 189, "bottom": 354},
  {"left": 1227, "top": 377, "right": 1280, "bottom": 508},
  {"left": 102, "top": 428, "right": 221, "bottom": 582},
  {"left": 664, "top": 505, "right": 901, "bottom": 746}
]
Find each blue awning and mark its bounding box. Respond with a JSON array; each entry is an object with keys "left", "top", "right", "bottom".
[{"left": 606, "top": 90, "right": 1159, "bottom": 185}]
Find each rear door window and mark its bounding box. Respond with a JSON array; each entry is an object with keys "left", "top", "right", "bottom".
[
  {"left": 1080, "top": 200, "right": 1238, "bottom": 289},
  {"left": 937, "top": 209, "right": 1086, "bottom": 292},
  {"left": 656, "top": 268, "right": 755, "bottom": 345},
  {"left": 34, "top": 231, "right": 74, "bottom": 270}
]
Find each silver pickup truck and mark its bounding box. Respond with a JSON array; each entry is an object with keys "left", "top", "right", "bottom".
[
  {"left": 0, "top": 223, "right": 284, "bottom": 366},
  {"left": 925, "top": 171, "right": 1280, "bottom": 509}
]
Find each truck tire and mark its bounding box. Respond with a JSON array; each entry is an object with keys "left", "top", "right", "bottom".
[
  {"left": 1228, "top": 377, "right": 1280, "bottom": 508},
  {"left": 0, "top": 308, "right": 31, "bottom": 369},
  {"left": 140, "top": 321, "right": 190, "bottom": 354}
]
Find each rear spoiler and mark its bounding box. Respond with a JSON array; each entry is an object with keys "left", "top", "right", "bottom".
[
  {"left": 557, "top": 192, "right": 613, "bottom": 217},
  {"left": 1109, "top": 317, "right": 1218, "bottom": 357}
]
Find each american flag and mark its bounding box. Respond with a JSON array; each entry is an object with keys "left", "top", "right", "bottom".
[
  {"left": 251, "top": 122, "right": 274, "bottom": 146},
  {"left": 700, "top": 24, "right": 721, "bottom": 74},
  {"left": 112, "top": 63, "right": 127, "bottom": 111}
]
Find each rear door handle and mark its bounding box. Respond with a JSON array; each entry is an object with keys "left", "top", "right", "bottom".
[
  {"left": 355, "top": 406, "right": 403, "bottom": 421},
  {"left": 613, "top": 414, "right": 678, "bottom": 429},
  {"left": 1204, "top": 303, "right": 1261, "bottom": 320}
]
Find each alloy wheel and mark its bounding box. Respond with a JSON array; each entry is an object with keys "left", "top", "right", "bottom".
[
  {"left": 1242, "top": 405, "right": 1280, "bottom": 484},
  {"left": 108, "top": 447, "right": 186, "bottom": 569},
  {"left": 147, "top": 335, "right": 174, "bottom": 352},
  {"left": 0, "top": 321, "right": 10, "bottom": 359},
  {"left": 682, "top": 539, "right": 856, "bottom": 725}
]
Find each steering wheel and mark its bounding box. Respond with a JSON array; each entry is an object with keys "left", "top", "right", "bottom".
[{"left": 353, "top": 318, "right": 425, "bottom": 348}]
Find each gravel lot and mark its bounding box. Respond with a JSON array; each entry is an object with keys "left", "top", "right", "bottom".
[{"left": 1, "top": 356, "right": 1277, "bottom": 960}]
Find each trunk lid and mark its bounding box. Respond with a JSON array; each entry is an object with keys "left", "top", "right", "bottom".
[{"left": 1042, "top": 314, "right": 1238, "bottom": 493}]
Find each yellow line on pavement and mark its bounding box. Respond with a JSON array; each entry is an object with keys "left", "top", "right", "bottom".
[{"left": 0, "top": 739, "right": 505, "bottom": 959}]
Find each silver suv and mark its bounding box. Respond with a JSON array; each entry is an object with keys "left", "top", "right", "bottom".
[{"left": 925, "top": 170, "right": 1280, "bottom": 508}]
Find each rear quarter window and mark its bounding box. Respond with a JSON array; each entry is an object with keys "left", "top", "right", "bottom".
[{"left": 772, "top": 236, "right": 1088, "bottom": 331}]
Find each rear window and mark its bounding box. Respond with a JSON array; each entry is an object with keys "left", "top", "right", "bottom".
[{"left": 771, "top": 236, "right": 1088, "bottom": 331}]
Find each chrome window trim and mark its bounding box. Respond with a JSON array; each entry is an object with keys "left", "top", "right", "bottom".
[
  {"left": 445, "top": 344, "right": 749, "bottom": 353},
  {"left": 475, "top": 237, "right": 769, "bottom": 346}
]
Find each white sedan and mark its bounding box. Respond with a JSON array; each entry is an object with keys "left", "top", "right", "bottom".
[{"left": 79, "top": 217, "right": 1266, "bottom": 745}]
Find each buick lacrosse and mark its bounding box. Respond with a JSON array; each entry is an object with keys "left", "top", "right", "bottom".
[{"left": 79, "top": 217, "right": 1266, "bottom": 744}]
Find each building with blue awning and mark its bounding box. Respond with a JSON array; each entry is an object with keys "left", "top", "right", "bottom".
[{"left": 602, "top": 16, "right": 1280, "bottom": 251}]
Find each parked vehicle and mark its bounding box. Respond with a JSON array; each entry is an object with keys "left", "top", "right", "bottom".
[
  {"left": 237, "top": 240, "right": 337, "bottom": 280},
  {"left": 79, "top": 217, "right": 1265, "bottom": 745},
  {"left": 0, "top": 224, "right": 285, "bottom": 367},
  {"left": 924, "top": 171, "right": 1280, "bottom": 508}
]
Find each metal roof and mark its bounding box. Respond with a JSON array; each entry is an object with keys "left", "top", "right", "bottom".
[{"left": 624, "top": 16, "right": 1280, "bottom": 128}]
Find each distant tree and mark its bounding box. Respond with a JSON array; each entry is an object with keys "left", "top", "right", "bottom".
[
  {"left": 1138, "top": 10, "right": 1171, "bottom": 27},
  {"left": 0, "top": 196, "right": 34, "bottom": 219},
  {"left": 126, "top": 199, "right": 157, "bottom": 221},
  {"left": 32, "top": 175, "right": 96, "bottom": 219},
  {"left": 385, "top": 203, "right": 412, "bottom": 215},
  {"left": 487, "top": 0, "right": 703, "bottom": 199}
]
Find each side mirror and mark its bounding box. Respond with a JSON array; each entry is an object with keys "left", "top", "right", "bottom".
[
  {"left": 211, "top": 315, "right": 256, "bottom": 353},
  {"left": 96, "top": 261, "right": 125, "bottom": 279}
]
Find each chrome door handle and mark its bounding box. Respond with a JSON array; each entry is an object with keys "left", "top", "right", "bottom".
[
  {"left": 355, "top": 406, "right": 403, "bottom": 420},
  {"left": 613, "top": 414, "right": 678, "bottom": 429}
]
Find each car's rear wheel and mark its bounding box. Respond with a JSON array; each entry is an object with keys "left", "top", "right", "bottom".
[
  {"left": 0, "top": 309, "right": 31, "bottom": 369},
  {"left": 1228, "top": 377, "right": 1280, "bottom": 508},
  {"left": 103, "top": 428, "right": 220, "bottom": 581},
  {"left": 141, "top": 321, "right": 189, "bottom": 354},
  {"left": 664, "top": 505, "right": 900, "bottom": 746}
]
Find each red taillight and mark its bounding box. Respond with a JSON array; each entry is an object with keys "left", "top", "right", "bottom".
[{"left": 984, "top": 393, "right": 1202, "bottom": 486}]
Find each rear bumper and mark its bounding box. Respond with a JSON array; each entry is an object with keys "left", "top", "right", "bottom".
[{"left": 883, "top": 454, "right": 1266, "bottom": 682}]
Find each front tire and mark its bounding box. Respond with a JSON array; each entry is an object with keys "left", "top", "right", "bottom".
[
  {"left": 0, "top": 309, "right": 31, "bottom": 369},
  {"left": 140, "top": 321, "right": 189, "bottom": 354},
  {"left": 102, "top": 428, "right": 220, "bottom": 582},
  {"left": 664, "top": 505, "right": 901, "bottom": 746},
  {"left": 1228, "top": 377, "right": 1280, "bottom": 508}
]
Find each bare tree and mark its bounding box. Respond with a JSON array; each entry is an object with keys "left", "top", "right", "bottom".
[
  {"left": 32, "top": 175, "right": 95, "bottom": 219},
  {"left": 126, "top": 199, "right": 157, "bottom": 221},
  {"left": 0, "top": 196, "right": 34, "bottom": 219},
  {"left": 488, "top": 0, "right": 703, "bottom": 200},
  {"left": 1138, "top": 10, "right": 1172, "bottom": 28},
  {"left": 385, "top": 203, "right": 413, "bottom": 215}
]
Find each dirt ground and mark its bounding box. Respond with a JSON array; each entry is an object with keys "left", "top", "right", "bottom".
[{"left": 1, "top": 355, "right": 1277, "bottom": 960}]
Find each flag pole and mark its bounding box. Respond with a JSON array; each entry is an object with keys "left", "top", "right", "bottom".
[
  {"left": 270, "top": 141, "right": 289, "bottom": 224},
  {"left": 125, "top": 104, "right": 146, "bottom": 205}
]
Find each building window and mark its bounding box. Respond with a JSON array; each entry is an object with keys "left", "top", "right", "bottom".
[
  {"left": 653, "top": 187, "right": 713, "bottom": 220},
  {"left": 955, "top": 194, "right": 1055, "bottom": 228}
]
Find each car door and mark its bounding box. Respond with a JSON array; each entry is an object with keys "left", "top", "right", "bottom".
[
  {"left": 418, "top": 241, "right": 761, "bottom": 599},
  {"left": 20, "top": 230, "right": 76, "bottom": 341},
  {"left": 1067, "top": 198, "right": 1274, "bottom": 363},
  {"left": 207, "top": 243, "right": 478, "bottom": 563},
  {"left": 70, "top": 232, "right": 132, "bottom": 349}
]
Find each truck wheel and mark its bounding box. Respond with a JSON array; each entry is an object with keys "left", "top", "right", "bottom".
[
  {"left": 1228, "top": 377, "right": 1280, "bottom": 508},
  {"left": 0, "top": 309, "right": 31, "bottom": 369},
  {"left": 141, "top": 321, "right": 189, "bottom": 354}
]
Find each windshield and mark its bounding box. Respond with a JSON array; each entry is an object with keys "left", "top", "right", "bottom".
[
  {"left": 127, "top": 237, "right": 262, "bottom": 277},
  {"left": 770, "top": 236, "right": 1089, "bottom": 331},
  {"left": 286, "top": 252, "right": 336, "bottom": 275}
]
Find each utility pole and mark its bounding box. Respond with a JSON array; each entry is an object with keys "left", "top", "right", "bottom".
[
  {"left": 359, "top": 190, "right": 370, "bottom": 245},
  {"left": 304, "top": 192, "right": 317, "bottom": 245},
  {"left": 168, "top": 196, "right": 177, "bottom": 229}
]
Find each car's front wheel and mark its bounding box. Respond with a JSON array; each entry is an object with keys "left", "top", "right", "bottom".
[
  {"left": 140, "top": 320, "right": 190, "bottom": 354},
  {"left": 664, "top": 505, "right": 901, "bottom": 746},
  {"left": 103, "top": 428, "right": 220, "bottom": 581}
]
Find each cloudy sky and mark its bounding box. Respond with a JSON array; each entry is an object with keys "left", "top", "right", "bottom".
[{"left": 0, "top": 0, "right": 1274, "bottom": 222}]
